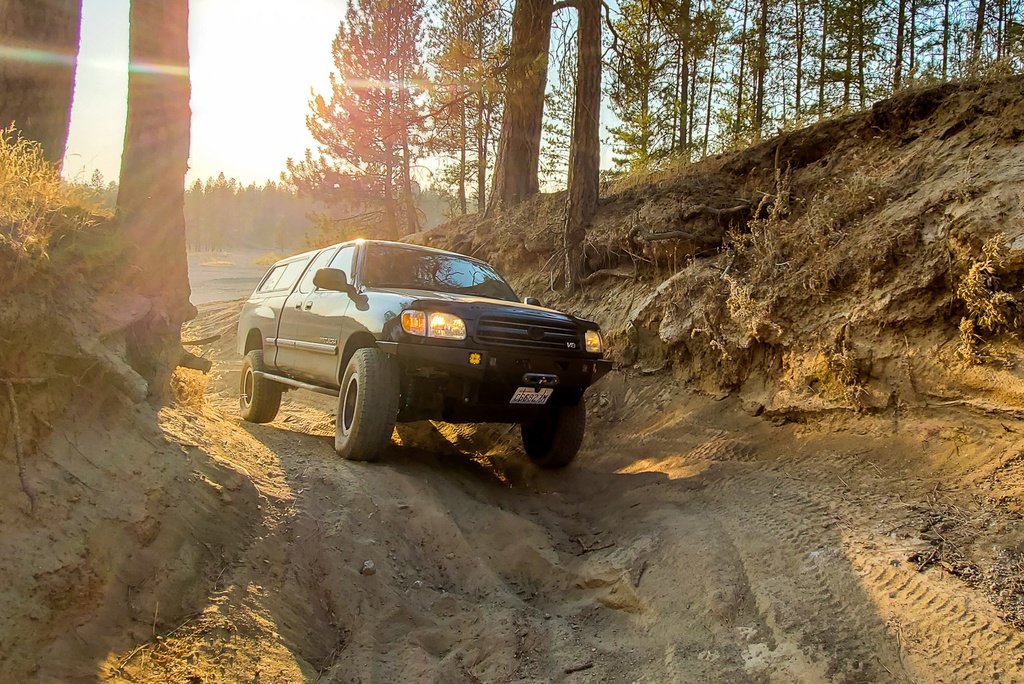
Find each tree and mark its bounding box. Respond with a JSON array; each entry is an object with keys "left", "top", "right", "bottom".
[
  {"left": 487, "top": 0, "right": 554, "bottom": 214},
  {"left": 303, "top": 0, "right": 427, "bottom": 239},
  {"left": 608, "top": 0, "right": 673, "bottom": 171},
  {"left": 563, "top": 0, "right": 602, "bottom": 289},
  {"left": 0, "top": 0, "right": 81, "bottom": 167},
  {"left": 428, "top": 0, "right": 507, "bottom": 214},
  {"left": 117, "top": 0, "right": 194, "bottom": 393}
]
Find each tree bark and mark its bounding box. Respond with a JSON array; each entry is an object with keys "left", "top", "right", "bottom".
[
  {"left": 0, "top": 0, "right": 81, "bottom": 167},
  {"left": 563, "top": 0, "right": 600, "bottom": 290},
  {"left": 117, "top": 0, "right": 194, "bottom": 396},
  {"left": 486, "top": 0, "right": 552, "bottom": 216}
]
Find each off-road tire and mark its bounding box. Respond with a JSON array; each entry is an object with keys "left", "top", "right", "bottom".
[
  {"left": 520, "top": 401, "right": 586, "bottom": 468},
  {"left": 335, "top": 347, "right": 400, "bottom": 461},
  {"left": 239, "top": 350, "right": 283, "bottom": 423}
]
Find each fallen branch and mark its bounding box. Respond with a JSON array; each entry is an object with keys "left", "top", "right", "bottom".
[
  {"left": 564, "top": 662, "right": 594, "bottom": 674},
  {"left": 3, "top": 379, "right": 36, "bottom": 513}
]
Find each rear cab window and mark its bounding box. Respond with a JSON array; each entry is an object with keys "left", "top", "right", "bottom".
[{"left": 255, "top": 257, "right": 311, "bottom": 295}]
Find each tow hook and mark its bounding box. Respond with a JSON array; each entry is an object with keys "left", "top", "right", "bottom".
[{"left": 522, "top": 373, "right": 559, "bottom": 389}]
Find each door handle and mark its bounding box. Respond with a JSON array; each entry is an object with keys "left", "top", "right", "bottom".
[
  {"left": 304, "top": 301, "right": 313, "bottom": 310},
  {"left": 294, "top": 302, "right": 302, "bottom": 309}
]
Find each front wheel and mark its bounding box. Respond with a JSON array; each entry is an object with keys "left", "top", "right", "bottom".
[
  {"left": 520, "top": 401, "right": 586, "bottom": 469},
  {"left": 335, "top": 347, "right": 400, "bottom": 461},
  {"left": 239, "top": 350, "right": 283, "bottom": 423}
]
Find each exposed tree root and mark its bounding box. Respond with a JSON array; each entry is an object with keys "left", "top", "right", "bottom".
[{"left": 3, "top": 379, "right": 36, "bottom": 513}]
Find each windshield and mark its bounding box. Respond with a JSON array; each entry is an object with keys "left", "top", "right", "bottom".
[{"left": 362, "top": 244, "right": 519, "bottom": 302}]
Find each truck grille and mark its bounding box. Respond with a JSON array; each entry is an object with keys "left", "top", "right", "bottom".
[{"left": 475, "top": 316, "right": 581, "bottom": 351}]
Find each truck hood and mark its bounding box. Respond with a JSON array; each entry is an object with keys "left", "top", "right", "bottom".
[{"left": 370, "top": 287, "right": 593, "bottom": 326}]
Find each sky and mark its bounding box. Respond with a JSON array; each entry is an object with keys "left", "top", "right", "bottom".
[
  {"left": 64, "top": 0, "right": 344, "bottom": 186},
  {"left": 63, "top": 0, "right": 615, "bottom": 189}
]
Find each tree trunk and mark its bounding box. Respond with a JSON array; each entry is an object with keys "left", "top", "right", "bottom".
[
  {"left": 0, "top": 0, "right": 81, "bottom": 167},
  {"left": 704, "top": 38, "right": 718, "bottom": 156},
  {"left": 486, "top": 0, "right": 552, "bottom": 216},
  {"left": 753, "top": 0, "right": 768, "bottom": 133},
  {"left": 563, "top": 0, "right": 600, "bottom": 290},
  {"left": 942, "top": 0, "right": 950, "bottom": 80},
  {"left": 795, "top": 0, "right": 804, "bottom": 124},
  {"left": 894, "top": 0, "right": 907, "bottom": 89},
  {"left": 973, "top": 0, "right": 987, "bottom": 64},
  {"left": 736, "top": 0, "right": 748, "bottom": 137},
  {"left": 819, "top": 8, "right": 827, "bottom": 118},
  {"left": 477, "top": 103, "right": 487, "bottom": 212},
  {"left": 117, "top": 0, "right": 193, "bottom": 396}
]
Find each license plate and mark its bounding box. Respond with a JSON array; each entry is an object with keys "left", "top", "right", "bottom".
[{"left": 510, "top": 387, "right": 553, "bottom": 405}]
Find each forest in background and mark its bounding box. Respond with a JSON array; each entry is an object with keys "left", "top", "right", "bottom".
[{"left": 277, "top": 0, "right": 1023, "bottom": 274}]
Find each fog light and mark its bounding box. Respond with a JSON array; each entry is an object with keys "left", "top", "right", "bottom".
[{"left": 469, "top": 353, "right": 482, "bottom": 365}]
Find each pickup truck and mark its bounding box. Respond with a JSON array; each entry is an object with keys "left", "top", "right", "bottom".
[{"left": 236, "top": 239, "right": 611, "bottom": 467}]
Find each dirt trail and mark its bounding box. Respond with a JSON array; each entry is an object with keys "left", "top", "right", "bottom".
[{"left": 96, "top": 299, "right": 1024, "bottom": 683}]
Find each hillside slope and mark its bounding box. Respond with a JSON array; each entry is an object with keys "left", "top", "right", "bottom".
[{"left": 423, "top": 75, "right": 1024, "bottom": 418}]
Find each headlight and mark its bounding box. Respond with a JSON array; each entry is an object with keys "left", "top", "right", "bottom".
[
  {"left": 401, "top": 310, "right": 467, "bottom": 340},
  {"left": 584, "top": 329, "right": 603, "bottom": 353}
]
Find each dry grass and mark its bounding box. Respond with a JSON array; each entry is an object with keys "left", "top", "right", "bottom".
[
  {"left": 170, "top": 368, "right": 209, "bottom": 408},
  {"left": 0, "top": 127, "right": 107, "bottom": 264}
]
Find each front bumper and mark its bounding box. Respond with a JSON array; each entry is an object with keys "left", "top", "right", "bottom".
[{"left": 377, "top": 340, "right": 612, "bottom": 421}]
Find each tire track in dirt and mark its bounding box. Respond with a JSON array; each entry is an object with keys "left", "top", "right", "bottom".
[{"left": 702, "top": 470, "right": 907, "bottom": 683}]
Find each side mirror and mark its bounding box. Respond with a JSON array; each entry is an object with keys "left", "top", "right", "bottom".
[
  {"left": 313, "top": 267, "right": 354, "bottom": 293},
  {"left": 523, "top": 296, "right": 541, "bottom": 307}
]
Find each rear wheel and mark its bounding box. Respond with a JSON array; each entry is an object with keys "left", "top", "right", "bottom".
[
  {"left": 335, "top": 347, "right": 400, "bottom": 461},
  {"left": 239, "top": 350, "right": 283, "bottom": 423},
  {"left": 520, "top": 401, "right": 586, "bottom": 468}
]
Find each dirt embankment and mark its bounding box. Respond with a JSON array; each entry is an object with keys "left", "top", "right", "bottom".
[
  {"left": 3, "top": 76, "right": 1024, "bottom": 683},
  {"left": 423, "top": 76, "right": 1024, "bottom": 419}
]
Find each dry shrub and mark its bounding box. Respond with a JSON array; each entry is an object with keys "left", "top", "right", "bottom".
[
  {"left": 170, "top": 367, "right": 209, "bottom": 408},
  {"left": 724, "top": 275, "right": 782, "bottom": 343},
  {"left": 0, "top": 127, "right": 105, "bottom": 267},
  {"left": 732, "top": 166, "right": 887, "bottom": 304},
  {"left": 955, "top": 233, "right": 1022, "bottom": 363}
]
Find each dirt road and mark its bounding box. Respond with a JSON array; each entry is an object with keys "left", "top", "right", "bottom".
[{"left": 94, "top": 296, "right": 1024, "bottom": 683}]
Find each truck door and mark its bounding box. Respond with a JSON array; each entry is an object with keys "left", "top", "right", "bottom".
[
  {"left": 276, "top": 246, "right": 338, "bottom": 380},
  {"left": 296, "top": 244, "right": 359, "bottom": 385}
]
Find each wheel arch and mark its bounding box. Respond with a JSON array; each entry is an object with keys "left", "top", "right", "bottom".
[
  {"left": 243, "top": 328, "right": 264, "bottom": 354},
  {"left": 338, "top": 332, "right": 379, "bottom": 384}
]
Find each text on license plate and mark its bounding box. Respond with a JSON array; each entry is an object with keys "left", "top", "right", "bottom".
[{"left": 510, "top": 387, "right": 553, "bottom": 405}]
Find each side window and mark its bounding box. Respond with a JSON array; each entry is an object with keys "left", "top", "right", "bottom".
[
  {"left": 330, "top": 245, "right": 356, "bottom": 281},
  {"left": 257, "top": 264, "right": 287, "bottom": 293},
  {"left": 258, "top": 259, "right": 308, "bottom": 294},
  {"left": 297, "top": 248, "right": 338, "bottom": 295}
]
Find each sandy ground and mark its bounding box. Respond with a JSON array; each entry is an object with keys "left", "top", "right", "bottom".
[{"left": 91, "top": 270, "right": 1024, "bottom": 683}]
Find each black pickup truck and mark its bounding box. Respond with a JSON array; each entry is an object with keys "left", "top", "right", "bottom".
[{"left": 236, "top": 239, "right": 611, "bottom": 467}]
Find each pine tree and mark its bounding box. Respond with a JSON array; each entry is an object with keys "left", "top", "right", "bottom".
[
  {"left": 117, "top": 0, "right": 194, "bottom": 394},
  {"left": 0, "top": 0, "right": 81, "bottom": 167},
  {"left": 428, "top": 0, "right": 507, "bottom": 215},
  {"left": 608, "top": 0, "right": 673, "bottom": 171},
  {"left": 303, "top": 0, "right": 428, "bottom": 239}
]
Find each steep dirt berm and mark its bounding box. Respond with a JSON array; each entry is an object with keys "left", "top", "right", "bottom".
[{"left": 3, "top": 76, "right": 1024, "bottom": 683}]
